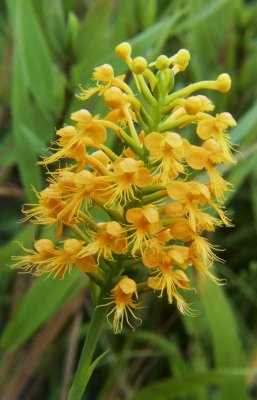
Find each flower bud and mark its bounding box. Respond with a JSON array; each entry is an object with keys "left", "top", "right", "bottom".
[
  {"left": 176, "top": 49, "right": 190, "bottom": 65},
  {"left": 184, "top": 97, "right": 202, "bottom": 115},
  {"left": 155, "top": 55, "right": 170, "bottom": 70},
  {"left": 74, "top": 170, "right": 94, "bottom": 189},
  {"left": 131, "top": 57, "right": 147, "bottom": 74},
  {"left": 58, "top": 171, "right": 75, "bottom": 186},
  {"left": 34, "top": 239, "right": 55, "bottom": 255},
  {"left": 171, "top": 49, "right": 190, "bottom": 72},
  {"left": 64, "top": 239, "right": 83, "bottom": 255},
  {"left": 104, "top": 87, "right": 125, "bottom": 108},
  {"left": 216, "top": 73, "right": 231, "bottom": 92},
  {"left": 115, "top": 42, "right": 132, "bottom": 60}
]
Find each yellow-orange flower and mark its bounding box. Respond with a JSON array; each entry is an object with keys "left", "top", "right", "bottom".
[
  {"left": 78, "top": 64, "right": 129, "bottom": 100},
  {"left": 196, "top": 112, "right": 236, "bottom": 156},
  {"left": 42, "top": 110, "right": 107, "bottom": 170},
  {"left": 144, "top": 131, "right": 184, "bottom": 183},
  {"left": 80, "top": 221, "right": 127, "bottom": 260},
  {"left": 126, "top": 206, "right": 162, "bottom": 254},
  {"left": 105, "top": 276, "right": 140, "bottom": 333},
  {"left": 167, "top": 181, "right": 230, "bottom": 231},
  {"left": 106, "top": 158, "right": 152, "bottom": 205},
  {"left": 12, "top": 239, "right": 95, "bottom": 278},
  {"left": 184, "top": 138, "right": 234, "bottom": 200}
]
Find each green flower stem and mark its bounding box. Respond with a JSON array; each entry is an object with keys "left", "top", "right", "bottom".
[
  {"left": 141, "top": 190, "right": 167, "bottom": 206},
  {"left": 68, "top": 289, "right": 109, "bottom": 400},
  {"left": 164, "top": 79, "right": 218, "bottom": 104},
  {"left": 87, "top": 271, "right": 105, "bottom": 287},
  {"left": 68, "top": 224, "right": 90, "bottom": 243},
  {"left": 137, "top": 75, "right": 157, "bottom": 106},
  {"left": 102, "top": 120, "right": 145, "bottom": 159}
]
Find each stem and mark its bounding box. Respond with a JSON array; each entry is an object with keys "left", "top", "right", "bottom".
[
  {"left": 68, "top": 289, "right": 109, "bottom": 400},
  {"left": 68, "top": 224, "right": 90, "bottom": 243}
]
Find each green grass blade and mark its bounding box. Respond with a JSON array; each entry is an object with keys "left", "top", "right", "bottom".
[
  {"left": 16, "top": 0, "right": 56, "bottom": 116},
  {"left": 232, "top": 101, "right": 257, "bottom": 145},
  {"left": 133, "top": 369, "right": 254, "bottom": 400},
  {"left": 199, "top": 276, "right": 248, "bottom": 400}
]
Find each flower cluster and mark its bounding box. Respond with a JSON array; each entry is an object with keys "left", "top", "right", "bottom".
[{"left": 13, "top": 43, "right": 236, "bottom": 333}]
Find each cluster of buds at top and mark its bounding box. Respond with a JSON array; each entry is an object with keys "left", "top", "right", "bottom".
[{"left": 13, "top": 42, "right": 236, "bottom": 333}]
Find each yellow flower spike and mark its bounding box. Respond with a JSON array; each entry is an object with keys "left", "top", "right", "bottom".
[
  {"left": 14, "top": 43, "right": 237, "bottom": 337},
  {"left": 115, "top": 42, "right": 132, "bottom": 61},
  {"left": 105, "top": 276, "right": 140, "bottom": 333}
]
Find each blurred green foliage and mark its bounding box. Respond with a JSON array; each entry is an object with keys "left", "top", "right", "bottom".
[{"left": 1, "top": 0, "right": 257, "bottom": 399}]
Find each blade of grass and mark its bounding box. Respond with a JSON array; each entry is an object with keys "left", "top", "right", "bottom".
[
  {"left": 133, "top": 369, "right": 255, "bottom": 400},
  {"left": 199, "top": 276, "right": 248, "bottom": 400},
  {"left": 16, "top": 0, "right": 56, "bottom": 116}
]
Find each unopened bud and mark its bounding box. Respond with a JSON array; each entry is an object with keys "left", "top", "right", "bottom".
[
  {"left": 115, "top": 42, "right": 132, "bottom": 60},
  {"left": 184, "top": 97, "right": 202, "bottom": 115},
  {"left": 131, "top": 57, "right": 147, "bottom": 74},
  {"left": 34, "top": 239, "right": 55, "bottom": 254},
  {"left": 104, "top": 87, "right": 125, "bottom": 108},
  {"left": 155, "top": 55, "right": 170, "bottom": 70},
  {"left": 64, "top": 239, "right": 83, "bottom": 255},
  {"left": 216, "top": 73, "right": 231, "bottom": 92}
]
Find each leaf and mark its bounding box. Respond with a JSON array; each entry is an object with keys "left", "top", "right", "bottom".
[
  {"left": 82, "top": 349, "right": 109, "bottom": 392},
  {"left": 232, "top": 101, "right": 257, "bottom": 145},
  {"left": 20, "top": 125, "right": 48, "bottom": 155},
  {"left": 16, "top": 0, "right": 56, "bottom": 116},
  {"left": 175, "top": 0, "right": 231, "bottom": 32},
  {"left": 0, "top": 135, "right": 16, "bottom": 169},
  {"left": 199, "top": 276, "right": 248, "bottom": 400},
  {"left": 226, "top": 147, "right": 257, "bottom": 203},
  {"left": 72, "top": 0, "right": 113, "bottom": 83},
  {"left": 0, "top": 270, "right": 86, "bottom": 351},
  {"left": 133, "top": 369, "right": 256, "bottom": 400}
]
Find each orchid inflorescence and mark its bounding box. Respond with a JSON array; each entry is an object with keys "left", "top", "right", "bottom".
[{"left": 13, "top": 42, "right": 236, "bottom": 333}]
